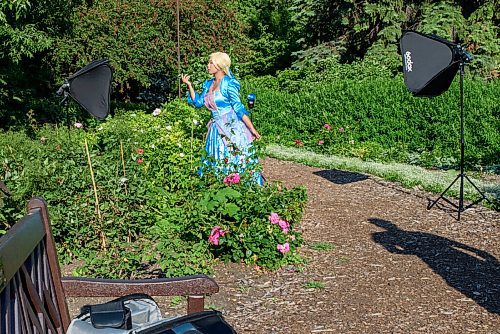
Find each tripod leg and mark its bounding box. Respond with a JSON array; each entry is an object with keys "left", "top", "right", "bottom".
[
  {"left": 463, "top": 174, "right": 495, "bottom": 207},
  {"left": 427, "top": 174, "right": 460, "bottom": 210}
]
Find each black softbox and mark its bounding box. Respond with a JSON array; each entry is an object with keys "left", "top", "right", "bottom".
[
  {"left": 58, "top": 59, "right": 113, "bottom": 120},
  {"left": 400, "top": 31, "right": 462, "bottom": 97}
]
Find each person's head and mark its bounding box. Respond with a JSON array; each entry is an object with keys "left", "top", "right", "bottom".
[{"left": 208, "top": 52, "right": 231, "bottom": 76}]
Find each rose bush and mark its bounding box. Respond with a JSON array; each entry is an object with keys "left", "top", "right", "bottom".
[{"left": 0, "top": 99, "right": 307, "bottom": 278}]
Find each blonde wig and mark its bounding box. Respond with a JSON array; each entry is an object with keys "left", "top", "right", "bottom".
[{"left": 209, "top": 52, "right": 231, "bottom": 75}]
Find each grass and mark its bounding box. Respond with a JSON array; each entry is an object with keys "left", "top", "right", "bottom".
[
  {"left": 308, "top": 242, "right": 336, "bottom": 251},
  {"left": 264, "top": 144, "right": 500, "bottom": 208},
  {"left": 169, "top": 296, "right": 184, "bottom": 307},
  {"left": 303, "top": 281, "right": 326, "bottom": 289}
]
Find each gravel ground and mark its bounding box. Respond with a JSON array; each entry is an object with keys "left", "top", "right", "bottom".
[{"left": 67, "top": 157, "right": 500, "bottom": 333}]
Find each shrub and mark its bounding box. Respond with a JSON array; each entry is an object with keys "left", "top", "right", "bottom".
[
  {"left": 241, "top": 72, "right": 500, "bottom": 170},
  {"left": 0, "top": 99, "right": 307, "bottom": 277}
]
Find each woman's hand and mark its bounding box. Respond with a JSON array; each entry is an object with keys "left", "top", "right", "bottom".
[
  {"left": 181, "top": 74, "right": 191, "bottom": 86},
  {"left": 252, "top": 130, "right": 261, "bottom": 140}
]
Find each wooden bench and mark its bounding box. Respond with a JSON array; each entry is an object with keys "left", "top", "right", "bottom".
[{"left": 0, "top": 197, "right": 219, "bottom": 333}]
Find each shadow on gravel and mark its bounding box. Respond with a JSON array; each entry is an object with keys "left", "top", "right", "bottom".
[
  {"left": 369, "top": 218, "right": 500, "bottom": 315},
  {"left": 313, "top": 169, "right": 368, "bottom": 185}
]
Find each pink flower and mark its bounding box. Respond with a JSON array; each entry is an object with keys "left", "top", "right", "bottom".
[
  {"left": 223, "top": 173, "right": 241, "bottom": 185},
  {"left": 137, "top": 148, "right": 144, "bottom": 154},
  {"left": 289, "top": 235, "right": 296, "bottom": 241},
  {"left": 277, "top": 242, "right": 290, "bottom": 254},
  {"left": 323, "top": 123, "right": 332, "bottom": 130},
  {"left": 137, "top": 158, "right": 143, "bottom": 164},
  {"left": 318, "top": 140, "right": 324, "bottom": 145},
  {"left": 339, "top": 127, "right": 345, "bottom": 132},
  {"left": 269, "top": 212, "right": 280, "bottom": 224},
  {"left": 208, "top": 226, "right": 228, "bottom": 246},
  {"left": 74, "top": 122, "right": 83, "bottom": 129},
  {"left": 278, "top": 219, "right": 290, "bottom": 234}
]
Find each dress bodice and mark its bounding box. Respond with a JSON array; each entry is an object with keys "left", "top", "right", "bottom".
[{"left": 187, "top": 76, "right": 249, "bottom": 121}]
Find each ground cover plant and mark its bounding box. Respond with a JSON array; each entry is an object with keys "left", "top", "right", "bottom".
[
  {"left": 0, "top": 100, "right": 307, "bottom": 278},
  {"left": 265, "top": 144, "right": 500, "bottom": 207}
]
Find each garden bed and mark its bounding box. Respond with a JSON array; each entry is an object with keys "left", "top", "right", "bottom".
[{"left": 66, "top": 157, "right": 499, "bottom": 333}]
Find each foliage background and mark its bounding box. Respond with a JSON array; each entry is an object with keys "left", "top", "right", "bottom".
[{"left": 0, "top": 0, "right": 498, "bottom": 276}]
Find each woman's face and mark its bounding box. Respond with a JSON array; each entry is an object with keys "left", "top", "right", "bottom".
[{"left": 207, "top": 59, "right": 220, "bottom": 75}]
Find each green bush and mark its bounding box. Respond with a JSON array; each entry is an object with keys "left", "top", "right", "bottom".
[
  {"left": 0, "top": 100, "right": 307, "bottom": 278},
  {"left": 241, "top": 72, "right": 500, "bottom": 169}
]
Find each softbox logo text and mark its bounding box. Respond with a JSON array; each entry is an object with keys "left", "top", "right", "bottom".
[{"left": 404, "top": 51, "right": 413, "bottom": 72}]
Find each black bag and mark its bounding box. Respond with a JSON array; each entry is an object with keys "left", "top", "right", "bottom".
[{"left": 134, "top": 310, "right": 236, "bottom": 334}]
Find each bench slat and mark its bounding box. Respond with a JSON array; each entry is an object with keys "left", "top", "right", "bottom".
[{"left": 0, "top": 212, "right": 45, "bottom": 292}]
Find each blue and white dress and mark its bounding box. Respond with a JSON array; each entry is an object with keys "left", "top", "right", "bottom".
[{"left": 187, "top": 75, "right": 264, "bottom": 185}]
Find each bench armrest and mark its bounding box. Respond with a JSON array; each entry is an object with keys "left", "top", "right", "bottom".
[
  {"left": 61, "top": 274, "right": 219, "bottom": 297},
  {"left": 62, "top": 275, "right": 219, "bottom": 313}
]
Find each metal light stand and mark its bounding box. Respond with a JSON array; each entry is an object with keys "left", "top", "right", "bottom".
[
  {"left": 57, "top": 81, "right": 71, "bottom": 138},
  {"left": 427, "top": 59, "right": 493, "bottom": 220}
]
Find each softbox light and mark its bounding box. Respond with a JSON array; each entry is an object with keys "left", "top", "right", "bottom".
[
  {"left": 400, "top": 31, "right": 463, "bottom": 97},
  {"left": 399, "top": 30, "right": 490, "bottom": 220},
  {"left": 58, "top": 59, "right": 112, "bottom": 120}
]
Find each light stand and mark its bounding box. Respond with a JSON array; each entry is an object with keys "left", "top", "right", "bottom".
[
  {"left": 399, "top": 31, "right": 494, "bottom": 220},
  {"left": 56, "top": 81, "right": 71, "bottom": 134},
  {"left": 427, "top": 58, "right": 493, "bottom": 219}
]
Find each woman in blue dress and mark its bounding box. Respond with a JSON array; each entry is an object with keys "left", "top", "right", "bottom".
[{"left": 182, "top": 52, "right": 264, "bottom": 185}]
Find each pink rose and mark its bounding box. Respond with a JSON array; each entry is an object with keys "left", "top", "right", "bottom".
[
  {"left": 318, "top": 140, "right": 324, "bottom": 145},
  {"left": 137, "top": 158, "right": 143, "bottom": 164},
  {"left": 277, "top": 242, "right": 290, "bottom": 254},
  {"left": 268, "top": 212, "right": 280, "bottom": 224},
  {"left": 223, "top": 173, "right": 241, "bottom": 185},
  {"left": 323, "top": 123, "right": 332, "bottom": 130},
  {"left": 208, "top": 226, "right": 228, "bottom": 245},
  {"left": 137, "top": 148, "right": 144, "bottom": 154},
  {"left": 278, "top": 219, "right": 290, "bottom": 234}
]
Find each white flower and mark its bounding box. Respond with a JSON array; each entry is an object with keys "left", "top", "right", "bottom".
[
  {"left": 97, "top": 126, "right": 103, "bottom": 131},
  {"left": 193, "top": 119, "right": 199, "bottom": 125},
  {"left": 152, "top": 108, "right": 161, "bottom": 116},
  {"left": 74, "top": 122, "right": 83, "bottom": 129},
  {"left": 151, "top": 144, "right": 156, "bottom": 149},
  {"left": 166, "top": 125, "right": 172, "bottom": 131},
  {"left": 179, "top": 153, "right": 185, "bottom": 157},
  {"left": 177, "top": 143, "right": 182, "bottom": 148},
  {"left": 119, "top": 177, "right": 128, "bottom": 185},
  {"left": 131, "top": 113, "right": 136, "bottom": 117}
]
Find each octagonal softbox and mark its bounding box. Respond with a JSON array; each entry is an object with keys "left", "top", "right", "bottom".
[{"left": 67, "top": 59, "right": 112, "bottom": 120}]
